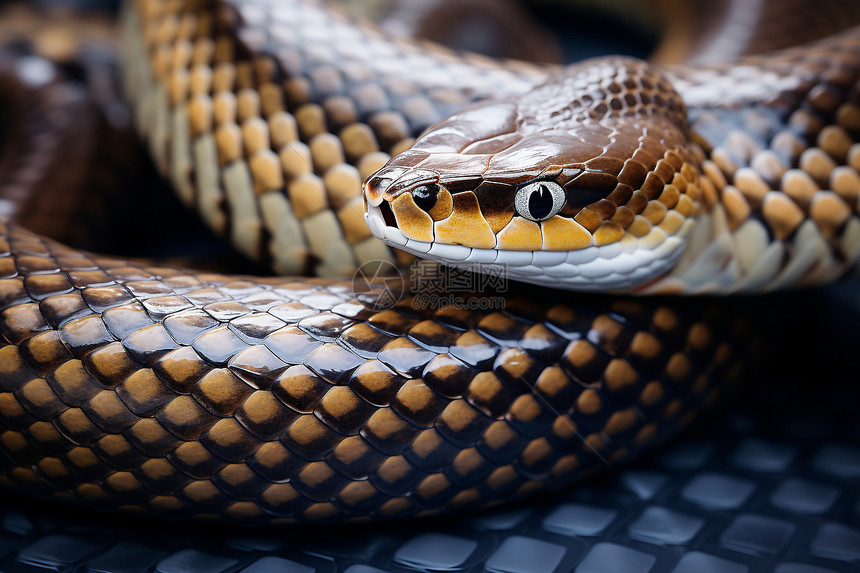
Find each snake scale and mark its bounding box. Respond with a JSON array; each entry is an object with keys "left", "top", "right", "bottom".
[{"left": 0, "top": 0, "right": 858, "bottom": 524}]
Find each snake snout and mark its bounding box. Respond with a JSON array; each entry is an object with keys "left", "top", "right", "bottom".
[
  {"left": 363, "top": 171, "right": 400, "bottom": 237},
  {"left": 363, "top": 173, "right": 389, "bottom": 207},
  {"left": 363, "top": 174, "right": 407, "bottom": 246}
]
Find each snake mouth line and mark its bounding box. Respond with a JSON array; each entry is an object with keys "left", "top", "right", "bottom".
[{"left": 365, "top": 201, "right": 690, "bottom": 290}]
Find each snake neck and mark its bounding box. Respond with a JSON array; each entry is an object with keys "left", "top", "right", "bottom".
[
  {"left": 124, "top": 0, "right": 860, "bottom": 293},
  {"left": 652, "top": 27, "right": 860, "bottom": 292}
]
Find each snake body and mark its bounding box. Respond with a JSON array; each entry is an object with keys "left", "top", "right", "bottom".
[{"left": 0, "top": 0, "right": 857, "bottom": 523}]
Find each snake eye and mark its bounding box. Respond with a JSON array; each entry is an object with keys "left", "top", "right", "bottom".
[
  {"left": 514, "top": 181, "right": 565, "bottom": 222},
  {"left": 412, "top": 184, "right": 440, "bottom": 212}
]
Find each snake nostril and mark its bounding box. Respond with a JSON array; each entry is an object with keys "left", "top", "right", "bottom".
[{"left": 412, "top": 184, "right": 440, "bottom": 212}]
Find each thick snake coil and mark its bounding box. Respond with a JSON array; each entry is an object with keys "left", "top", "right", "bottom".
[{"left": 0, "top": 0, "right": 857, "bottom": 524}]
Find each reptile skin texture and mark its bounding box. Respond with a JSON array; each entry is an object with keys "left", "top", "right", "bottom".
[
  {"left": 0, "top": 0, "right": 858, "bottom": 534},
  {"left": 121, "top": 0, "right": 860, "bottom": 294},
  {"left": 0, "top": 369, "right": 858, "bottom": 572},
  {"left": 0, "top": 214, "right": 753, "bottom": 523}
]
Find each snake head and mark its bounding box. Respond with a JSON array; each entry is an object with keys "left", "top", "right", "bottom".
[{"left": 364, "top": 57, "right": 703, "bottom": 291}]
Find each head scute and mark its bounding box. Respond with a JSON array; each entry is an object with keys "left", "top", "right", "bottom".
[{"left": 365, "top": 56, "right": 701, "bottom": 291}]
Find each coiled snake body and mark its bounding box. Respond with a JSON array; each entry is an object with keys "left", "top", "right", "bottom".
[{"left": 0, "top": 0, "right": 858, "bottom": 523}]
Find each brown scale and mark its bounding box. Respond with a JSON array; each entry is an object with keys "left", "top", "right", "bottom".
[
  {"left": 2, "top": 0, "right": 857, "bottom": 524},
  {"left": 0, "top": 214, "right": 755, "bottom": 522},
  {"left": 366, "top": 58, "right": 702, "bottom": 250},
  {"left": 0, "top": 56, "right": 103, "bottom": 248},
  {"left": 673, "top": 29, "right": 860, "bottom": 252},
  {"left": 367, "top": 32, "right": 860, "bottom": 263},
  {"left": 133, "top": 0, "right": 549, "bottom": 273}
]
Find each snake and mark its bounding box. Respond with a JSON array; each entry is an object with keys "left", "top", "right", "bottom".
[{"left": 0, "top": 0, "right": 858, "bottom": 525}]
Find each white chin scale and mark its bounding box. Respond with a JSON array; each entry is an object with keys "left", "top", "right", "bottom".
[{"left": 365, "top": 204, "right": 692, "bottom": 292}]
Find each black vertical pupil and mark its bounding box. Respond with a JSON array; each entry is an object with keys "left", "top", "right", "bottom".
[
  {"left": 528, "top": 185, "right": 554, "bottom": 220},
  {"left": 413, "top": 184, "right": 440, "bottom": 212}
]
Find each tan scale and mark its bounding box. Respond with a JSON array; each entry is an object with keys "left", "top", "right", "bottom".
[
  {"left": 1, "top": 0, "right": 859, "bottom": 525},
  {"left": 434, "top": 192, "right": 497, "bottom": 249},
  {"left": 497, "top": 217, "right": 543, "bottom": 251}
]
